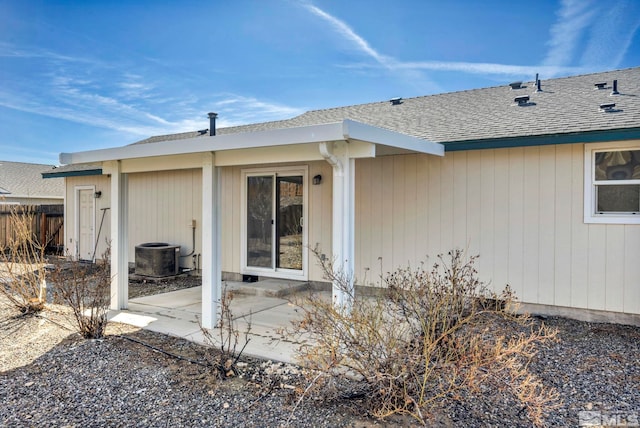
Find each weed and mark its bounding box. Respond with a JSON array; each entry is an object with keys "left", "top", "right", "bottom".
[
  {"left": 0, "top": 211, "right": 47, "bottom": 314},
  {"left": 199, "top": 283, "right": 252, "bottom": 378},
  {"left": 49, "top": 247, "right": 111, "bottom": 339},
  {"left": 291, "top": 249, "right": 559, "bottom": 426}
]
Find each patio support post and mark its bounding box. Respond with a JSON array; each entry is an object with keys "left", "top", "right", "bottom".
[
  {"left": 201, "top": 152, "right": 222, "bottom": 329},
  {"left": 108, "top": 160, "right": 129, "bottom": 310},
  {"left": 319, "top": 141, "right": 355, "bottom": 312}
]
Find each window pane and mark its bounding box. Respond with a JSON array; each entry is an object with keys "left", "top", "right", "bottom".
[
  {"left": 596, "top": 185, "right": 640, "bottom": 213},
  {"left": 277, "top": 176, "right": 303, "bottom": 270},
  {"left": 594, "top": 150, "right": 640, "bottom": 181},
  {"left": 247, "top": 176, "right": 273, "bottom": 268}
]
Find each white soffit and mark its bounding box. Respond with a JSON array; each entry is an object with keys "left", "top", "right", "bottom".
[{"left": 59, "top": 120, "right": 444, "bottom": 165}]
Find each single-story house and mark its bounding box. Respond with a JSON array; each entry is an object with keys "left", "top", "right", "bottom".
[
  {"left": 45, "top": 67, "right": 640, "bottom": 328},
  {"left": 0, "top": 161, "right": 63, "bottom": 205}
]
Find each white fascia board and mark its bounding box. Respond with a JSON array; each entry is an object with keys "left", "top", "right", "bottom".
[
  {"left": 59, "top": 123, "right": 351, "bottom": 165},
  {"left": 342, "top": 120, "right": 444, "bottom": 156},
  {"left": 59, "top": 120, "right": 444, "bottom": 165}
]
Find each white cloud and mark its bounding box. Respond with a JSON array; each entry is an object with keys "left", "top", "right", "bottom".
[
  {"left": 211, "top": 94, "right": 304, "bottom": 126},
  {"left": 543, "top": 0, "right": 640, "bottom": 69},
  {"left": 305, "top": 0, "right": 637, "bottom": 86},
  {"left": 543, "top": 0, "right": 596, "bottom": 67},
  {"left": 302, "top": 3, "right": 442, "bottom": 91},
  {"left": 578, "top": 1, "right": 640, "bottom": 68},
  {"left": 302, "top": 2, "right": 584, "bottom": 87},
  {"left": 303, "top": 4, "right": 393, "bottom": 68},
  {"left": 0, "top": 42, "right": 305, "bottom": 140},
  {"left": 361, "top": 61, "right": 579, "bottom": 77}
]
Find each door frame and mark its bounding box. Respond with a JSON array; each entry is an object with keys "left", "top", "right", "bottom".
[
  {"left": 240, "top": 166, "right": 309, "bottom": 280},
  {"left": 74, "top": 185, "right": 96, "bottom": 261}
]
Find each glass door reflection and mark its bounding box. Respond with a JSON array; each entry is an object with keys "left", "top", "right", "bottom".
[{"left": 246, "top": 175, "right": 273, "bottom": 268}]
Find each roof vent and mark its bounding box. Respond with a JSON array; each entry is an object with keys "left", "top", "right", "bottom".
[
  {"left": 197, "top": 129, "right": 208, "bottom": 135},
  {"left": 390, "top": 97, "right": 403, "bottom": 105},
  {"left": 611, "top": 79, "right": 619, "bottom": 96},
  {"left": 509, "top": 81, "right": 523, "bottom": 90},
  {"left": 208, "top": 112, "right": 218, "bottom": 136},
  {"left": 535, "top": 78, "right": 542, "bottom": 93},
  {"left": 514, "top": 95, "right": 530, "bottom": 106},
  {"left": 594, "top": 82, "right": 607, "bottom": 90},
  {"left": 600, "top": 103, "right": 616, "bottom": 112}
]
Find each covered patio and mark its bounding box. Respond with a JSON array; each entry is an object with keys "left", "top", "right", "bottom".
[{"left": 60, "top": 119, "right": 444, "bottom": 329}]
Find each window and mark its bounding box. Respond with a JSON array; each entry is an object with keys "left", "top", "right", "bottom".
[{"left": 584, "top": 142, "right": 640, "bottom": 224}]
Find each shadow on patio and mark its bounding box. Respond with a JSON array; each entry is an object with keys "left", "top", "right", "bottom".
[{"left": 108, "top": 280, "right": 323, "bottom": 363}]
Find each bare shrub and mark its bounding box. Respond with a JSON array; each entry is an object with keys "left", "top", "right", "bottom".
[
  {"left": 291, "top": 250, "right": 559, "bottom": 426},
  {"left": 0, "top": 211, "right": 47, "bottom": 314},
  {"left": 199, "top": 283, "right": 252, "bottom": 379},
  {"left": 50, "top": 247, "right": 111, "bottom": 339}
]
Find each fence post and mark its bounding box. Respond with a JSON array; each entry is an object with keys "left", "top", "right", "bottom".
[{"left": 40, "top": 212, "right": 47, "bottom": 247}]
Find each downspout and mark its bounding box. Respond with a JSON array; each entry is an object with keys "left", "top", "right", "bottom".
[{"left": 319, "top": 142, "right": 342, "bottom": 172}]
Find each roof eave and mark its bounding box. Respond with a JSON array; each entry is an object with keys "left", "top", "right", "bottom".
[
  {"left": 42, "top": 169, "right": 103, "bottom": 179},
  {"left": 59, "top": 120, "right": 444, "bottom": 165},
  {"left": 444, "top": 127, "right": 640, "bottom": 151}
]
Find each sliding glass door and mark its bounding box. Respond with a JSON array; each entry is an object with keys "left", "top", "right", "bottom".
[
  {"left": 246, "top": 176, "right": 274, "bottom": 268},
  {"left": 244, "top": 168, "right": 307, "bottom": 277}
]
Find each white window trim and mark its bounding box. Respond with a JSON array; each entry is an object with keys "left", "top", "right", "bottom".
[
  {"left": 240, "top": 166, "right": 309, "bottom": 280},
  {"left": 584, "top": 141, "right": 640, "bottom": 224}
]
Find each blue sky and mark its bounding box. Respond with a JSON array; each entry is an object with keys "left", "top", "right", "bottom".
[{"left": 1, "top": 0, "right": 639, "bottom": 165}]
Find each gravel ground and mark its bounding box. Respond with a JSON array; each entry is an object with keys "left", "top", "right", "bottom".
[
  {"left": 127, "top": 273, "right": 202, "bottom": 299},
  {"left": 1, "top": 291, "right": 639, "bottom": 427}
]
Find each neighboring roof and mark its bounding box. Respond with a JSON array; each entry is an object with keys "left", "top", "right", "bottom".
[
  {"left": 0, "top": 161, "right": 64, "bottom": 199},
  {"left": 41, "top": 163, "right": 103, "bottom": 178},
  {"left": 132, "top": 67, "right": 640, "bottom": 151}
]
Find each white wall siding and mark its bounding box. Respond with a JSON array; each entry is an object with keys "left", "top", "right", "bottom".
[
  {"left": 127, "top": 169, "right": 202, "bottom": 268},
  {"left": 355, "top": 143, "right": 640, "bottom": 315}
]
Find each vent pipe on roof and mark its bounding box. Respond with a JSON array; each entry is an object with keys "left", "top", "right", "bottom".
[
  {"left": 208, "top": 112, "right": 218, "bottom": 136},
  {"left": 611, "top": 79, "right": 619, "bottom": 96},
  {"left": 535, "top": 78, "right": 542, "bottom": 92}
]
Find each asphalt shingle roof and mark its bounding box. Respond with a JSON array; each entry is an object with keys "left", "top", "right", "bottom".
[
  {"left": 0, "top": 161, "right": 63, "bottom": 198},
  {"left": 132, "top": 67, "right": 640, "bottom": 149}
]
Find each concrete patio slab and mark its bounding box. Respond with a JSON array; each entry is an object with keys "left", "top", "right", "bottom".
[{"left": 108, "top": 283, "right": 322, "bottom": 364}]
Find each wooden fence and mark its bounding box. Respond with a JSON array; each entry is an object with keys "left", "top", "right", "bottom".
[{"left": 0, "top": 205, "right": 64, "bottom": 252}]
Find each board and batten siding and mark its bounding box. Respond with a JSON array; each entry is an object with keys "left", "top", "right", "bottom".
[
  {"left": 355, "top": 143, "right": 640, "bottom": 315},
  {"left": 127, "top": 169, "right": 203, "bottom": 269}
]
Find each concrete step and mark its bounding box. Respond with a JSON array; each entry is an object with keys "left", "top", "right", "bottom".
[{"left": 225, "top": 279, "right": 309, "bottom": 298}]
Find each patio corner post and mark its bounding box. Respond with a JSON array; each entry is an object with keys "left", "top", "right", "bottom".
[
  {"left": 319, "top": 141, "right": 355, "bottom": 312},
  {"left": 201, "top": 152, "right": 222, "bottom": 329},
  {"left": 107, "top": 160, "right": 129, "bottom": 310}
]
